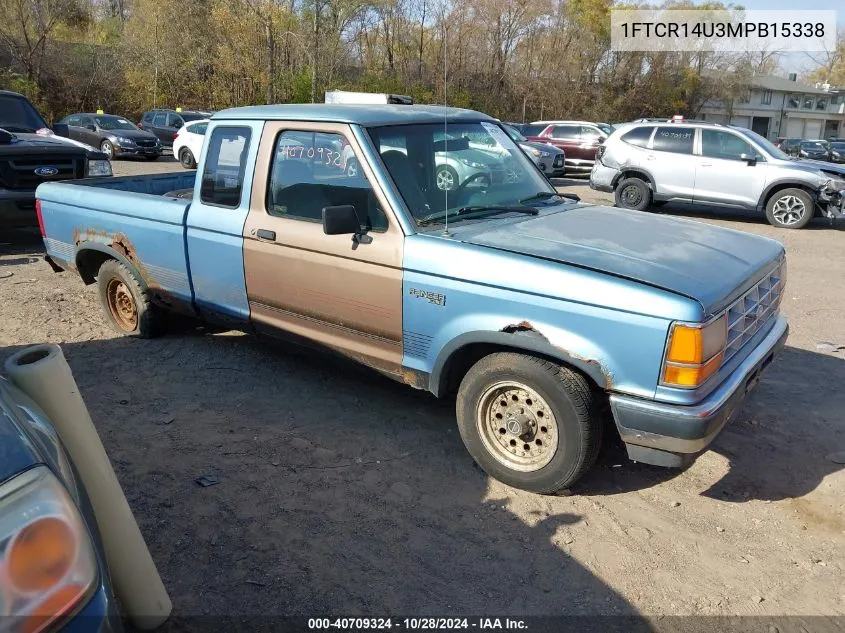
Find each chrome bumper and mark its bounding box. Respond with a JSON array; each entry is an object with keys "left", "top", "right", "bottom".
[{"left": 609, "top": 315, "right": 788, "bottom": 467}]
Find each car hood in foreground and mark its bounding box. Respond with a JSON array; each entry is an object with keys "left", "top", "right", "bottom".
[
  {"left": 458, "top": 205, "right": 784, "bottom": 314},
  {"left": 0, "top": 132, "right": 96, "bottom": 153}
]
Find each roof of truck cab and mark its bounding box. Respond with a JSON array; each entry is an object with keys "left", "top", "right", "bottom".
[{"left": 212, "top": 104, "right": 495, "bottom": 126}]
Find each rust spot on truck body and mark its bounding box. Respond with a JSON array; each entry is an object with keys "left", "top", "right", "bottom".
[{"left": 500, "top": 320, "right": 614, "bottom": 389}]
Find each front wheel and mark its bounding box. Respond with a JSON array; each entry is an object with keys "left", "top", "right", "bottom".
[
  {"left": 100, "top": 140, "right": 115, "bottom": 160},
  {"left": 456, "top": 353, "right": 602, "bottom": 494},
  {"left": 766, "top": 188, "right": 814, "bottom": 229},
  {"left": 436, "top": 165, "right": 459, "bottom": 192}
]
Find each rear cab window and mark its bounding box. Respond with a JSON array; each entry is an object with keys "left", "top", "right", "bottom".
[
  {"left": 200, "top": 126, "right": 252, "bottom": 208},
  {"left": 621, "top": 126, "right": 654, "bottom": 147},
  {"left": 652, "top": 127, "right": 695, "bottom": 154}
]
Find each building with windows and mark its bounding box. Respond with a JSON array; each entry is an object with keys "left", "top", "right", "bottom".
[{"left": 698, "top": 75, "right": 844, "bottom": 141}]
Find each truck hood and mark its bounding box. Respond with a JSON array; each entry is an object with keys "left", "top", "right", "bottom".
[
  {"left": 0, "top": 131, "right": 96, "bottom": 153},
  {"left": 457, "top": 205, "right": 784, "bottom": 314}
]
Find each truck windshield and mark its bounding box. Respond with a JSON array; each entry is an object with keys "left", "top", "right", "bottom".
[
  {"left": 369, "top": 121, "right": 556, "bottom": 227},
  {"left": 0, "top": 94, "right": 49, "bottom": 133}
]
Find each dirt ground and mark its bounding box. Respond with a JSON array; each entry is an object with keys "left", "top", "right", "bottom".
[{"left": 1, "top": 158, "right": 843, "bottom": 625}]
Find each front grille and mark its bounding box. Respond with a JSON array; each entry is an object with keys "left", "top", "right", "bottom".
[
  {"left": 136, "top": 139, "right": 157, "bottom": 148},
  {"left": 0, "top": 156, "right": 84, "bottom": 190},
  {"left": 723, "top": 263, "right": 785, "bottom": 365}
]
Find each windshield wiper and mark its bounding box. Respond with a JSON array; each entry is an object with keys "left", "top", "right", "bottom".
[
  {"left": 519, "top": 191, "right": 581, "bottom": 204},
  {"left": 418, "top": 205, "right": 538, "bottom": 226}
]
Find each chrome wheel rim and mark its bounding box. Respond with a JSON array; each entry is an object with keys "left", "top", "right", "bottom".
[
  {"left": 476, "top": 381, "right": 558, "bottom": 472},
  {"left": 772, "top": 195, "right": 806, "bottom": 225},
  {"left": 620, "top": 184, "right": 642, "bottom": 207},
  {"left": 180, "top": 150, "right": 193, "bottom": 167},
  {"left": 106, "top": 279, "right": 138, "bottom": 331},
  {"left": 101, "top": 141, "right": 113, "bottom": 158},
  {"left": 436, "top": 168, "right": 455, "bottom": 191}
]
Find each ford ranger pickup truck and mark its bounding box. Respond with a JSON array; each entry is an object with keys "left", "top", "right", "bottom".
[{"left": 36, "top": 105, "right": 788, "bottom": 494}]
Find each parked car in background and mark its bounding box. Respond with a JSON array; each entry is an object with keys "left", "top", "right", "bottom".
[
  {"left": 138, "top": 109, "right": 208, "bottom": 148},
  {"left": 797, "top": 140, "right": 831, "bottom": 161},
  {"left": 0, "top": 375, "right": 121, "bottom": 631},
  {"left": 58, "top": 113, "right": 161, "bottom": 160},
  {"left": 828, "top": 141, "right": 845, "bottom": 164},
  {"left": 591, "top": 120, "right": 845, "bottom": 228},
  {"left": 523, "top": 121, "right": 614, "bottom": 174},
  {"left": 39, "top": 104, "right": 790, "bottom": 494},
  {"left": 0, "top": 90, "right": 111, "bottom": 228},
  {"left": 776, "top": 138, "right": 802, "bottom": 154},
  {"left": 500, "top": 123, "right": 566, "bottom": 177},
  {"left": 173, "top": 119, "right": 209, "bottom": 168}
]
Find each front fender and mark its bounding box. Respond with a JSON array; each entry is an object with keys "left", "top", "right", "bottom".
[{"left": 429, "top": 326, "right": 612, "bottom": 397}]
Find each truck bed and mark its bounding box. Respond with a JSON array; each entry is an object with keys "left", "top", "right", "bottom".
[{"left": 37, "top": 173, "right": 198, "bottom": 309}]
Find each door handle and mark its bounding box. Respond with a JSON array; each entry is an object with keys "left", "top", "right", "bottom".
[
  {"left": 256, "top": 229, "right": 276, "bottom": 241},
  {"left": 700, "top": 163, "right": 712, "bottom": 167}
]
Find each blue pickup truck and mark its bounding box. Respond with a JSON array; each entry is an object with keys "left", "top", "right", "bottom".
[{"left": 36, "top": 104, "right": 788, "bottom": 493}]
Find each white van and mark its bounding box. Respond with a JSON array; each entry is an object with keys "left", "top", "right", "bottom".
[{"left": 324, "top": 90, "right": 413, "bottom": 105}]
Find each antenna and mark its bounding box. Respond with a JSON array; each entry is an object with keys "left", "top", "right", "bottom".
[{"left": 442, "top": 15, "right": 449, "bottom": 237}]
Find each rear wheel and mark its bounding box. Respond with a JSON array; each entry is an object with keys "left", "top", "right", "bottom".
[
  {"left": 96, "top": 260, "right": 163, "bottom": 338},
  {"left": 614, "top": 177, "right": 652, "bottom": 211},
  {"left": 436, "top": 165, "right": 459, "bottom": 192},
  {"left": 179, "top": 148, "right": 196, "bottom": 169},
  {"left": 765, "top": 188, "right": 814, "bottom": 229},
  {"left": 456, "top": 352, "right": 602, "bottom": 494}
]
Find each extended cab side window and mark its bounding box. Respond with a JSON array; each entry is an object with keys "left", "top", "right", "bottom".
[
  {"left": 266, "top": 130, "right": 388, "bottom": 232},
  {"left": 652, "top": 127, "right": 695, "bottom": 154},
  {"left": 200, "top": 126, "right": 252, "bottom": 208}
]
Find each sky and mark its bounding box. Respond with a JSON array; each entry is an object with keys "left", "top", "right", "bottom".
[{"left": 689, "top": 0, "right": 842, "bottom": 75}]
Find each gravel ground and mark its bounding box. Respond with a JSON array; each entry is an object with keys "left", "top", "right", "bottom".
[{"left": 1, "top": 160, "right": 843, "bottom": 625}]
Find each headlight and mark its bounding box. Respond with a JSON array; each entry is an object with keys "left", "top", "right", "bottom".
[
  {"left": 539, "top": 151, "right": 550, "bottom": 158},
  {"left": 86, "top": 160, "right": 112, "bottom": 177},
  {"left": 0, "top": 467, "right": 98, "bottom": 631},
  {"left": 457, "top": 157, "right": 487, "bottom": 169},
  {"left": 117, "top": 137, "right": 135, "bottom": 145},
  {"left": 661, "top": 314, "right": 727, "bottom": 388},
  {"left": 530, "top": 149, "right": 541, "bottom": 157}
]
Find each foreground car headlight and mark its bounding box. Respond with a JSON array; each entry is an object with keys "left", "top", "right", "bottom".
[
  {"left": 661, "top": 314, "right": 727, "bottom": 388},
  {"left": 86, "top": 160, "right": 112, "bottom": 177},
  {"left": 1, "top": 467, "right": 97, "bottom": 633},
  {"left": 116, "top": 137, "right": 135, "bottom": 146}
]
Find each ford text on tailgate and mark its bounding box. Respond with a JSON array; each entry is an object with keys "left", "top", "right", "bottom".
[{"left": 36, "top": 105, "right": 789, "bottom": 494}]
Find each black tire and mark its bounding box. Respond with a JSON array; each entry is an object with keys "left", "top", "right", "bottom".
[
  {"left": 100, "top": 140, "right": 114, "bottom": 160},
  {"left": 456, "top": 352, "right": 603, "bottom": 494},
  {"left": 765, "top": 188, "right": 814, "bottom": 229},
  {"left": 436, "top": 165, "right": 460, "bottom": 192},
  {"left": 614, "top": 177, "right": 652, "bottom": 211},
  {"left": 179, "top": 148, "right": 196, "bottom": 169},
  {"left": 96, "top": 259, "right": 164, "bottom": 338}
]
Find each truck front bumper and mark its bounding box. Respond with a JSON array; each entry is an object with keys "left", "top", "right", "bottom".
[{"left": 609, "top": 315, "right": 788, "bottom": 468}]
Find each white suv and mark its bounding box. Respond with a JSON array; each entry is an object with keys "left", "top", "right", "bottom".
[{"left": 590, "top": 120, "right": 845, "bottom": 229}]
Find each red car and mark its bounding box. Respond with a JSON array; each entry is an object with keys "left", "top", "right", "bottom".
[{"left": 522, "top": 121, "right": 615, "bottom": 175}]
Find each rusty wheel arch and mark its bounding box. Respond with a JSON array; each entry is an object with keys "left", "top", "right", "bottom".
[
  {"left": 431, "top": 329, "right": 611, "bottom": 399},
  {"left": 75, "top": 244, "right": 147, "bottom": 289}
]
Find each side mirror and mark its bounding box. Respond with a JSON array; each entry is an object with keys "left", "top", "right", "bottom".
[
  {"left": 323, "top": 204, "right": 361, "bottom": 235},
  {"left": 52, "top": 123, "right": 69, "bottom": 137},
  {"left": 740, "top": 153, "right": 757, "bottom": 166}
]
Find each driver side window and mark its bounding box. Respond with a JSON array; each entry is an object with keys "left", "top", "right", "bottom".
[{"left": 701, "top": 130, "right": 760, "bottom": 161}]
